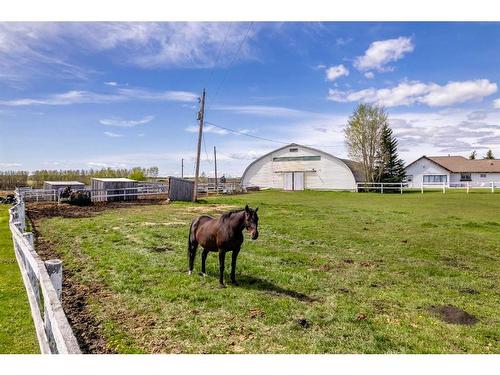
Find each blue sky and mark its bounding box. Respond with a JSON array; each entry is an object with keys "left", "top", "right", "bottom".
[{"left": 1, "top": 22, "right": 500, "bottom": 177}]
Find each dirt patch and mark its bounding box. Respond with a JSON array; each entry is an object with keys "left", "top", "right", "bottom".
[
  {"left": 26, "top": 200, "right": 168, "bottom": 221},
  {"left": 296, "top": 318, "right": 310, "bottom": 328},
  {"left": 27, "top": 208, "right": 115, "bottom": 353},
  {"left": 149, "top": 245, "right": 175, "bottom": 253},
  {"left": 428, "top": 305, "right": 479, "bottom": 325},
  {"left": 459, "top": 288, "right": 480, "bottom": 295}
]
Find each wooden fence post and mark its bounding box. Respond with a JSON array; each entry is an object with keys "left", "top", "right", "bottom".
[
  {"left": 23, "top": 232, "right": 34, "bottom": 248},
  {"left": 44, "top": 259, "right": 63, "bottom": 301}
]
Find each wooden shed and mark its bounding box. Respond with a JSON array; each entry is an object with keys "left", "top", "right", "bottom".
[
  {"left": 168, "top": 177, "right": 194, "bottom": 201},
  {"left": 91, "top": 178, "right": 138, "bottom": 202},
  {"left": 43, "top": 181, "right": 86, "bottom": 191}
]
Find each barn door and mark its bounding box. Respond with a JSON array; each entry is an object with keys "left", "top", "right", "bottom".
[
  {"left": 283, "top": 173, "right": 293, "bottom": 191},
  {"left": 293, "top": 172, "right": 304, "bottom": 191}
]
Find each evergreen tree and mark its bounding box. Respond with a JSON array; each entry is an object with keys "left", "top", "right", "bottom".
[
  {"left": 484, "top": 149, "right": 495, "bottom": 159},
  {"left": 469, "top": 150, "right": 477, "bottom": 160},
  {"left": 375, "top": 123, "right": 406, "bottom": 183}
]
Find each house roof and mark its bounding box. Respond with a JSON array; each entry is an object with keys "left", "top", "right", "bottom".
[{"left": 411, "top": 155, "right": 500, "bottom": 173}]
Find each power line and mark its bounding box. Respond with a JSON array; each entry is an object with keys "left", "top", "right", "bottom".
[
  {"left": 208, "top": 22, "right": 254, "bottom": 107},
  {"left": 204, "top": 22, "right": 233, "bottom": 89},
  {"left": 205, "top": 121, "right": 339, "bottom": 148}
]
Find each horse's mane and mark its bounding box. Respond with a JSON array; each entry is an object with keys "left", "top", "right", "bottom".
[{"left": 219, "top": 209, "right": 244, "bottom": 221}]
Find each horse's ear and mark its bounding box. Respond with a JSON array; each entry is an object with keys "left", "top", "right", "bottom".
[
  {"left": 255, "top": 207, "right": 259, "bottom": 212},
  {"left": 245, "top": 204, "right": 249, "bottom": 212}
]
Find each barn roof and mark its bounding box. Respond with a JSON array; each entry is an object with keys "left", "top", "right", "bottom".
[
  {"left": 408, "top": 155, "right": 500, "bottom": 173},
  {"left": 91, "top": 178, "right": 137, "bottom": 182},
  {"left": 241, "top": 143, "right": 364, "bottom": 182}
]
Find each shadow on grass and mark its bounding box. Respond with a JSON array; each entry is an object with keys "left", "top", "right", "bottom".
[{"left": 236, "top": 274, "right": 318, "bottom": 303}]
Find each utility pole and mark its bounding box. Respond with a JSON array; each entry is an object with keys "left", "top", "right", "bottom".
[
  {"left": 181, "top": 158, "right": 184, "bottom": 179},
  {"left": 214, "top": 146, "right": 218, "bottom": 194},
  {"left": 192, "top": 89, "right": 206, "bottom": 202}
]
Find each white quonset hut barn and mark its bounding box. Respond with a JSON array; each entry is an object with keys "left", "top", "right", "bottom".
[
  {"left": 241, "top": 144, "right": 364, "bottom": 191},
  {"left": 405, "top": 155, "right": 500, "bottom": 188}
]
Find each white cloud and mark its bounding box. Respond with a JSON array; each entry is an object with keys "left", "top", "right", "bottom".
[
  {"left": 327, "top": 79, "right": 497, "bottom": 107},
  {"left": 0, "top": 162, "right": 22, "bottom": 168},
  {"left": 354, "top": 37, "right": 414, "bottom": 72},
  {"left": 0, "top": 88, "right": 198, "bottom": 106},
  {"left": 213, "top": 105, "right": 316, "bottom": 118},
  {"left": 493, "top": 98, "right": 500, "bottom": 108},
  {"left": 0, "top": 23, "right": 260, "bottom": 84},
  {"left": 364, "top": 72, "right": 375, "bottom": 79},
  {"left": 325, "top": 64, "right": 349, "bottom": 81},
  {"left": 99, "top": 115, "right": 154, "bottom": 128},
  {"left": 104, "top": 81, "right": 118, "bottom": 86},
  {"left": 104, "top": 131, "right": 123, "bottom": 138}
]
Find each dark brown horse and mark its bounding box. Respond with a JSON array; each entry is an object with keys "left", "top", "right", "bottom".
[{"left": 188, "top": 205, "right": 259, "bottom": 288}]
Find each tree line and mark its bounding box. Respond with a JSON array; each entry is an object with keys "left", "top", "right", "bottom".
[{"left": 0, "top": 166, "right": 159, "bottom": 189}]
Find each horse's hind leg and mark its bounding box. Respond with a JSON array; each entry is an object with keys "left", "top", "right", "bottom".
[
  {"left": 188, "top": 240, "right": 198, "bottom": 275},
  {"left": 230, "top": 249, "right": 240, "bottom": 286},
  {"left": 201, "top": 249, "right": 209, "bottom": 276}
]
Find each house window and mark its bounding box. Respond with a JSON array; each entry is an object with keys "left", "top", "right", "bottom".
[
  {"left": 460, "top": 173, "right": 472, "bottom": 181},
  {"left": 480, "top": 173, "right": 487, "bottom": 178},
  {"left": 423, "top": 175, "right": 447, "bottom": 184},
  {"left": 289, "top": 148, "right": 299, "bottom": 152}
]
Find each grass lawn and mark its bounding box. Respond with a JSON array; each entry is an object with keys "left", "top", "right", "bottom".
[
  {"left": 33, "top": 190, "right": 499, "bottom": 353},
  {"left": 0, "top": 205, "right": 38, "bottom": 354}
]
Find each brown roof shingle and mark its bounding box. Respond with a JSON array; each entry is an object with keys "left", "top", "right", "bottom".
[{"left": 426, "top": 156, "right": 500, "bottom": 173}]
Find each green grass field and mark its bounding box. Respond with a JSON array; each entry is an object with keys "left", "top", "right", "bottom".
[
  {"left": 34, "top": 190, "right": 499, "bottom": 353},
  {"left": 0, "top": 205, "right": 38, "bottom": 354}
]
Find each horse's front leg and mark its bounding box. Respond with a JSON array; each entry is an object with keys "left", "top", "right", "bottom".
[
  {"left": 230, "top": 249, "right": 240, "bottom": 286},
  {"left": 218, "top": 250, "right": 226, "bottom": 288}
]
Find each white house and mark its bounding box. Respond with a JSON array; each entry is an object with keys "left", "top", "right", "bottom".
[
  {"left": 405, "top": 155, "right": 500, "bottom": 188},
  {"left": 241, "top": 143, "right": 364, "bottom": 191}
]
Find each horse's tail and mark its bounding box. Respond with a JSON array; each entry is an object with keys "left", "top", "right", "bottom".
[{"left": 187, "top": 217, "right": 199, "bottom": 274}]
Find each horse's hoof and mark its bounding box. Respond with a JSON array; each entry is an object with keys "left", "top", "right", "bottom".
[
  {"left": 218, "top": 284, "right": 226, "bottom": 289},
  {"left": 188, "top": 270, "right": 193, "bottom": 275},
  {"left": 199, "top": 272, "right": 207, "bottom": 277},
  {"left": 230, "top": 281, "right": 239, "bottom": 286}
]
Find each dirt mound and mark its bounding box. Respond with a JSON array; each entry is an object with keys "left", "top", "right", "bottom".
[{"left": 428, "top": 305, "right": 479, "bottom": 325}]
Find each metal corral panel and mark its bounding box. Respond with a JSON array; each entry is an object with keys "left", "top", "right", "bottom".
[
  {"left": 43, "top": 181, "right": 86, "bottom": 191},
  {"left": 168, "top": 177, "right": 194, "bottom": 201},
  {"left": 91, "top": 178, "right": 138, "bottom": 202}
]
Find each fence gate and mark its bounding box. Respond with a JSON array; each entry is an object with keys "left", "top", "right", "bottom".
[{"left": 168, "top": 177, "right": 194, "bottom": 201}]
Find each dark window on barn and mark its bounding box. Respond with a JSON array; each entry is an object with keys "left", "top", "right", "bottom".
[
  {"left": 460, "top": 173, "right": 471, "bottom": 181},
  {"left": 423, "top": 175, "right": 447, "bottom": 184},
  {"left": 289, "top": 148, "right": 299, "bottom": 152},
  {"left": 480, "top": 173, "right": 487, "bottom": 178},
  {"left": 273, "top": 156, "right": 321, "bottom": 162}
]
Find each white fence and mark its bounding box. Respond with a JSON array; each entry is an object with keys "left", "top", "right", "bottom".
[
  {"left": 8, "top": 192, "right": 81, "bottom": 354},
  {"left": 356, "top": 182, "right": 408, "bottom": 193},
  {"left": 420, "top": 181, "right": 498, "bottom": 193},
  {"left": 19, "top": 182, "right": 169, "bottom": 203},
  {"left": 196, "top": 181, "right": 241, "bottom": 195},
  {"left": 357, "top": 181, "right": 499, "bottom": 194}
]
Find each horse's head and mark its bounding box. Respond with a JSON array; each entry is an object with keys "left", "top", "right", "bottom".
[{"left": 244, "top": 205, "right": 259, "bottom": 240}]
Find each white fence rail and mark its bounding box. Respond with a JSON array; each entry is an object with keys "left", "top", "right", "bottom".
[
  {"left": 196, "top": 181, "right": 241, "bottom": 195},
  {"left": 420, "top": 181, "right": 498, "bottom": 193},
  {"left": 8, "top": 191, "right": 81, "bottom": 354},
  {"left": 356, "top": 182, "right": 408, "bottom": 194}
]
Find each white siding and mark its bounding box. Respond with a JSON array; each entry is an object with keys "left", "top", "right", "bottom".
[
  {"left": 405, "top": 158, "right": 450, "bottom": 188},
  {"left": 241, "top": 145, "right": 357, "bottom": 191}
]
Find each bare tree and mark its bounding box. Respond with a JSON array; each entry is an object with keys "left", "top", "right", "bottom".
[{"left": 344, "top": 103, "right": 388, "bottom": 182}]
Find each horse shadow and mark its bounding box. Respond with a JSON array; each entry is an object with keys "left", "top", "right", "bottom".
[{"left": 235, "top": 274, "right": 318, "bottom": 303}]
